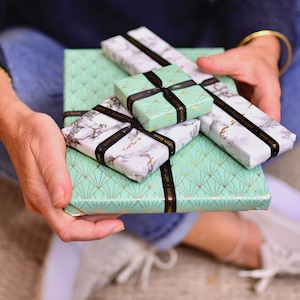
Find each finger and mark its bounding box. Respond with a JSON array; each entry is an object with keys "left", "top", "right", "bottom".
[
  {"left": 80, "top": 214, "right": 122, "bottom": 222},
  {"left": 196, "top": 50, "right": 242, "bottom": 77},
  {"left": 33, "top": 118, "right": 73, "bottom": 209},
  {"left": 197, "top": 51, "right": 281, "bottom": 121},
  {"left": 36, "top": 189, "right": 125, "bottom": 242},
  {"left": 59, "top": 217, "right": 125, "bottom": 242},
  {"left": 47, "top": 208, "right": 125, "bottom": 242},
  {"left": 251, "top": 77, "right": 281, "bottom": 122},
  {"left": 234, "top": 60, "right": 281, "bottom": 121}
]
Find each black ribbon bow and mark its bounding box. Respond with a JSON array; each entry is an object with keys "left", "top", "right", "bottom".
[
  {"left": 93, "top": 104, "right": 176, "bottom": 165},
  {"left": 126, "top": 69, "right": 197, "bottom": 126}
]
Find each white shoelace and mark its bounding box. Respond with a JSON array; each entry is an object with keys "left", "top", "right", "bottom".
[
  {"left": 116, "top": 247, "right": 178, "bottom": 289},
  {"left": 239, "top": 243, "right": 300, "bottom": 294}
]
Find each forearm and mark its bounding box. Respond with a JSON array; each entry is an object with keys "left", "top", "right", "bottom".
[{"left": 0, "top": 68, "right": 33, "bottom": 144}]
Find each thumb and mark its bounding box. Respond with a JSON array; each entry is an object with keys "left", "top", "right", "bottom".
[{"left": 196, "top": 51, "right": 240, "bottom": 77}]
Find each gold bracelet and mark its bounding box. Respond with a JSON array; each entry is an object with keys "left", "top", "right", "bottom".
[{"left": 238, "top": 30, "right": 292, "bottom": 76}]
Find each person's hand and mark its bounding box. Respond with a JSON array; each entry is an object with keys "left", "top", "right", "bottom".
[
  {"left": 196, "top": 35, "right": 281, "bottom": 122},
  {"left": 5, "top": 107, "right": 125, "bottom": 241},
  {"left": 0, "top": 78, "right": 124, "bottom": 241}
]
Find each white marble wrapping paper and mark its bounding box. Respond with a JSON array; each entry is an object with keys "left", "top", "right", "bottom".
[
  {"left": 101, "top": 26, "right": 212, "bottom": 83},
  {"left": 101, "top": 26, "right": 296, "bottom": 168},
  {"left": 62, "top": 97, "right": 200, "bottom": 182},
  {"left": 201, "top": 81, "right": 296, "bottom": 168}
]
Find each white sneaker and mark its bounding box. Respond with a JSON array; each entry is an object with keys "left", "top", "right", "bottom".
[
  {"left": 39, "top": 234, "right": 83, "bottom": 300},
  {"left": 40, "top": 232, "right": 177, "bottom": 300},
  {"left": 240, "top": 241, "right": 300, "bottom": 294},
  {"left": 239, "top": 205, "right": 300, "bottom": 293},
  {"left": 71, "top": 232, "right": 177, "bottom": 300}
]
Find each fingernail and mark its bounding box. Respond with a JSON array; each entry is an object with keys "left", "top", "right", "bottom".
[{"left": 111, "top": 225, "right": 125, "bottom": 234}]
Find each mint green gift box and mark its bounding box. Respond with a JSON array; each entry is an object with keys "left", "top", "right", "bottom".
[
  {"left": 63, "top": 48, "right": 271, "bottom": 215},
  {"left": 114, "top": 64, "right": 213, "bottom": 132}
]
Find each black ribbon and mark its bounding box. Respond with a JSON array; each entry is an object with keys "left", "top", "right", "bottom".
[
  {"left": 92, "top": 104, "right": 176, "bottom": 165},
  {"left": 127, "top": 70, "right": 198, "bottom": 125},
  {"left": 200, "top": 78, "right": 280, "bottom": 158},
  {"left": 122, "top": 32, "right": 280, "bottom": 159},
  {"left": 160, "top": 160, "right": 177, "bottom": 213},
  {"left": 94, "top": 105, "right": 177, "bottom": 212},
  {"left": 63, "top": 110, "right": 88, "bottom": 120},
  {"left": 122, "top": 33, "right": 171, "bottom": 67}
]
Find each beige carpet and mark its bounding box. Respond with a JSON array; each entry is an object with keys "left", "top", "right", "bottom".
[
  {"left": 0, "top": 144, "right": 300, "bottom": 300},
  {"left": 0, "top": 178, "right": 52, "bottom": 300}
]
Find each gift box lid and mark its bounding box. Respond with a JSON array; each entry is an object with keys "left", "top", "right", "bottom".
[{"left": 63, "top": 49, "right": 271, "bottom": 215}]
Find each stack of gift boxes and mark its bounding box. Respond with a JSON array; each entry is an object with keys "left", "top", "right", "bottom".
[{"left": 62, "top": 27, "right": 296, "bottom": 216}]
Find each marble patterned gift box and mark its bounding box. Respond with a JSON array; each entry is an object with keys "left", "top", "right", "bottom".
[
  {"left": 63, "top": 48, "right": 271, "bottom": 215},
  {"left": 62, "top": 96, "right": 200, "bottom": 183},
  {"left": 101, "top": 26, "right": 212, "bottom": 83},
  {"left": 114, "top": 64, "right": 213, "bottom": 132},
  {"left": 101, "top": 26, "right": 296, "bottom": 169},
  {"left": 200, "top": 78, "right": 296, "bottom": 168}
]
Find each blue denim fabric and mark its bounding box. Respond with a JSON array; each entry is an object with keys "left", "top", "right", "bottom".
[{"left": 0, "top": 27, "right": 199, "bottom": 251}]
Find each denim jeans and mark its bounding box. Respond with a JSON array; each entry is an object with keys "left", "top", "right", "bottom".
[{"left": 1, "top": 2, "right": 300, "bottom": 250}]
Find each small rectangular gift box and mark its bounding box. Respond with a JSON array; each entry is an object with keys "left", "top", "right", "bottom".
[
  {"left": 200, "top": 78, "right": 297, "bottom": 168},
  {"left": 114, "top": 64, "right": 213, "bottom": 132},
  {"left": 63, "top": 49, "right": 271, "bottom": 215},
  {"left": 62, "top": 96, "right": 200, "bottom": 183},
  {"left": 101, "top": 26, "right": 296, "bottom": 169}
]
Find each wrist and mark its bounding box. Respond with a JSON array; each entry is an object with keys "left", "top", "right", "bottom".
[
  {"left": 238, "top": 30, "right": 292, "bottom": 75},
  {"left": 0, "top": 73, "right": 33, "bottom": 142}
]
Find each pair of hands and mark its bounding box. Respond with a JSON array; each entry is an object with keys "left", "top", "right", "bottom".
[{"left": 1, "top": 35, "right": 281, "bottom": 242}]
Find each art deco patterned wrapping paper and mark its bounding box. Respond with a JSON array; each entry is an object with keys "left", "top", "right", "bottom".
[
  {"left": 114, "top": 64, "right": 212, "bottom": 132},
  {"left": 62, "top": 96, "right": 200, "bottom": 183},
  {"left": 63, "top": 49, "right": 271, "bottom": 215},
  {"left": 101, "top": 26, "right": 296, "bottom": 169}
]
